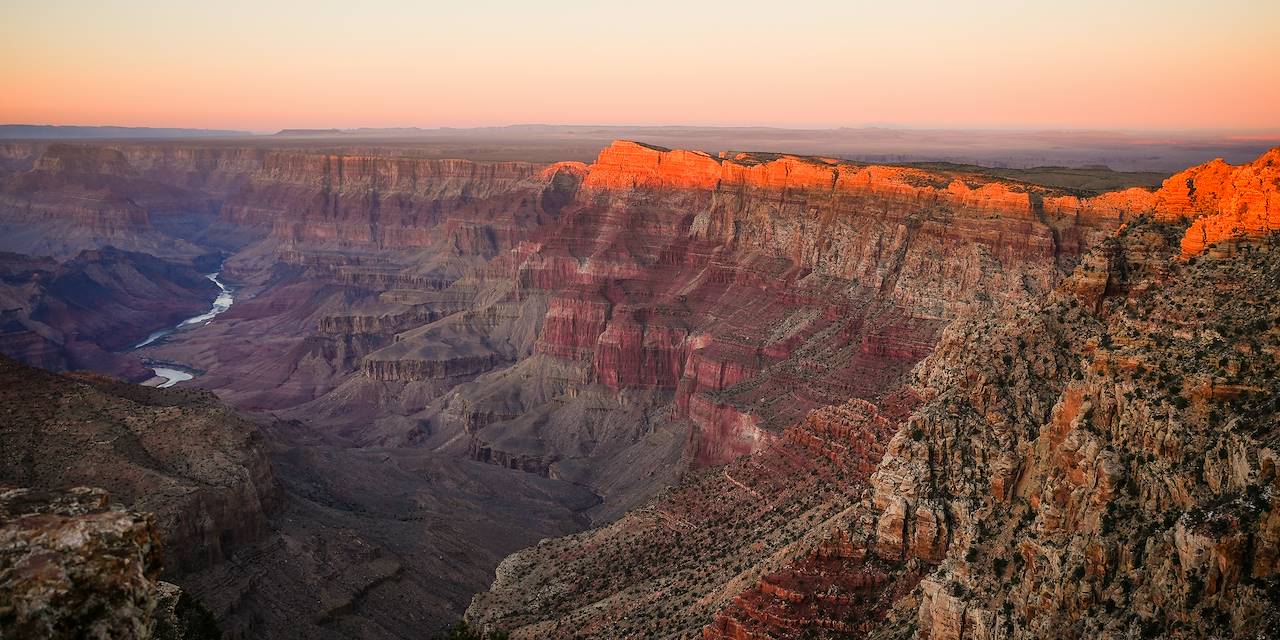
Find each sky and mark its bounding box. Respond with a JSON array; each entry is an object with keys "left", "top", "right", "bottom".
[{"left": 2, "top": 0, "right": 1278, "bottom": 132}]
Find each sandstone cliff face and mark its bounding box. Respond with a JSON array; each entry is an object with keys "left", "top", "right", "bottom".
[
  {"left": 1160, "top": 148, "right": 1280, "bottom": 255},
  {"left": 0, "top": 486, "right": 221, "bottom": 640},
  {"left": 578, "top": 140, "right": 1120, "bottom": 317},
  {"left": 458, "top": 140, "right": 1127, "bottom": 475},
  {"left": 1045, "top": 147, "right": 1280, "bottom": 257}
]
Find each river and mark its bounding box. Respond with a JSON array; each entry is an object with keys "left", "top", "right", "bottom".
[{"left": 134, "top": 267, "right": 235, "bottom": 387}]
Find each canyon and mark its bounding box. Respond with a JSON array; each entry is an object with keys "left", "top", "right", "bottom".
[{"left": 0, "top": 134, "right": 1277, "bottom": 638}]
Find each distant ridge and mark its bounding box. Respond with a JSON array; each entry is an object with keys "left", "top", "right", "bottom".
[
  {"left": 0, "top": 124, "right": 251, "bottom": 139},
  {"left": 273, "top": 128, "right": 348, "bottom": 136}
]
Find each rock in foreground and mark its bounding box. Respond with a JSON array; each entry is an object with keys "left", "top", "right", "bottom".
[{"left": 0, "top": 486, "right": 220, "bottom": 640}]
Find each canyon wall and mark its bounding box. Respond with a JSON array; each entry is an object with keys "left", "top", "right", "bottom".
[
  {"left": 0, "top": 248, "right": 220, "bottom": 381},
  {"left": 219, "top": 152, "right": 585, "bottom": 250},
  {"left": 442, "top": 140, "right": 1136, "bottom": 478},
  {"left": 470, "top": 220, "right": 1280, "bottom": 640},
  {"left": 0, "top": 143, "right": 266, "bottom": 258},
  {"left": 463, "top": 142, "right": 1279, "bottom": 475},
  {"left": 4, "top": 139, "right": 1273, "bottom": 487},
  {"left": 467, "top": 149, "right": 1280, "bottom": 639},
  {"left": 4, "top": 138, "right": 1278, "bottom": 637}
]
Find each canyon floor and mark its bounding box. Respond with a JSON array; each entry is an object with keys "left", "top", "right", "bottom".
[{"left": 1, "top": 132, "right": 1278, "bottom": 639}]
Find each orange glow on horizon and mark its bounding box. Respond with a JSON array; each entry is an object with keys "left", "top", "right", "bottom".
[{"left": 2, "top": 1, "right": 1278, "bottom": 132}]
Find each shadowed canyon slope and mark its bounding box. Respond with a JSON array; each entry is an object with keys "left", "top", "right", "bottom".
[
  {"left": 0, "top": 248, "right": 221, "bottom": 381},
  {"left": 0, "top": 138, "right": 1277, "bottom": 637},
  {"left": 0, "top": 354, "right": 597, "bottom": 639}
]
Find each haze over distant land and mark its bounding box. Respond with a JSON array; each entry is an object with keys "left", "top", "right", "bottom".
[
  {"left": 5, "top": 123, "right": 1276, "bottom": 173},
  {"left": 0, "top": 124, "right": 250, "bottom": 139}
]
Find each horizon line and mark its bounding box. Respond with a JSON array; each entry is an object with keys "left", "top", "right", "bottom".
[{"left": 6, "top": 122, "right": 1280, "bottom": 138}]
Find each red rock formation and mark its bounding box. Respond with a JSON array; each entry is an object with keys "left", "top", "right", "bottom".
[
  {"left": 535, "top": 287, "right": 612, "bottom": 360},
  {"left": 465, "top": 140, "right": 1139, "bottom": 472},
  {"left": 221, "top": 152, "right": 585, "bottom": 250},
  {"left": 1161, "top": 148, "right": 1280, "bottom": 255},
  {"left": 1046, "top": 147, "right": 1280, "bottom": 256}
]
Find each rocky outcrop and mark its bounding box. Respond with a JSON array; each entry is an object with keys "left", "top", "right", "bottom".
[
  {"left": 850, "top": 224, "right": 1280, "bottom": 639},
  {"left": 1161, "top": 148, "right": 1280, "bottom": 255},
  {"left": 362, "top": 352, "right": 508, "bottom": 381},
  {"left": 316, "top": 305, "right": 445, "bottom": 335},
  {"left": 0, "top": 486, "right": 220, "bottom": 640},
  {"left": 708, "top": 223, "right": 1280, "bottom": 639},
  {"left": 1045, "top": 147, "right": 1280, "bottom": 256},
  {"left": 0, "top": 355, "right": 280, "bottom": 574}
]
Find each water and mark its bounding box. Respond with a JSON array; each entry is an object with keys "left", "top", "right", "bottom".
[
  {"left": 150, "top": 366, "right": 194, "bottom": 388},
  {"left": 132, "top": 270, "right": 235, "bottom": 349},
  {"left": 133, "top": 266, "right": 235, "bottom": 387}
]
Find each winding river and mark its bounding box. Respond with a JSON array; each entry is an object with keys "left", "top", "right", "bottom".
[{"left": 134, "top": 267, "right": 235, "bottom": 388}]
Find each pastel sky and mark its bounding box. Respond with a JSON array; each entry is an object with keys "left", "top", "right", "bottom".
[{"left": 2, "top": 0, "right": 1277, "bottom": 132}]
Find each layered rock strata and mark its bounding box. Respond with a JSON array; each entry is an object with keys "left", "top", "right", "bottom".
[{"left": 468, "top": 217, "right": 1280, "bottom": 638}]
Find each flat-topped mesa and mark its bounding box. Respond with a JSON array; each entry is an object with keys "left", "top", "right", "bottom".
[
  {"left": 584, "top": 140, "right": 1280, "bottom": 257},
  {"left": 583, "top": 140, "right": 1059, "bottom": 218}
]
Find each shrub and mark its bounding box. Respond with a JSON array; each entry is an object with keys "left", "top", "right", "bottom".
[{"left": 435, "top": 622, "right": 509, "bottom": 640}]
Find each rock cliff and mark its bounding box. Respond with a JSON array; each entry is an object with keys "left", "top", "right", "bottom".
[
  {"left": 439, "top": 139, "right": 1131, "bottom": 484},
  {"left": 0, "top": 486, "right": 221, "bottom": 640},
  {"left": 219, "top": 152, "right": 585, "bottom": 250},
  {"left": 844, "top": 222, "right": 1280, "bottom": 639},
  {"left": 468, "top": 218, "right": 1280, "bottom": 637},
  {"left": 0, "top": 143, "right": 259, "bottom": 258},
  {"left": 0, "top": 355, "right": 280, "bottom": 574}
]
